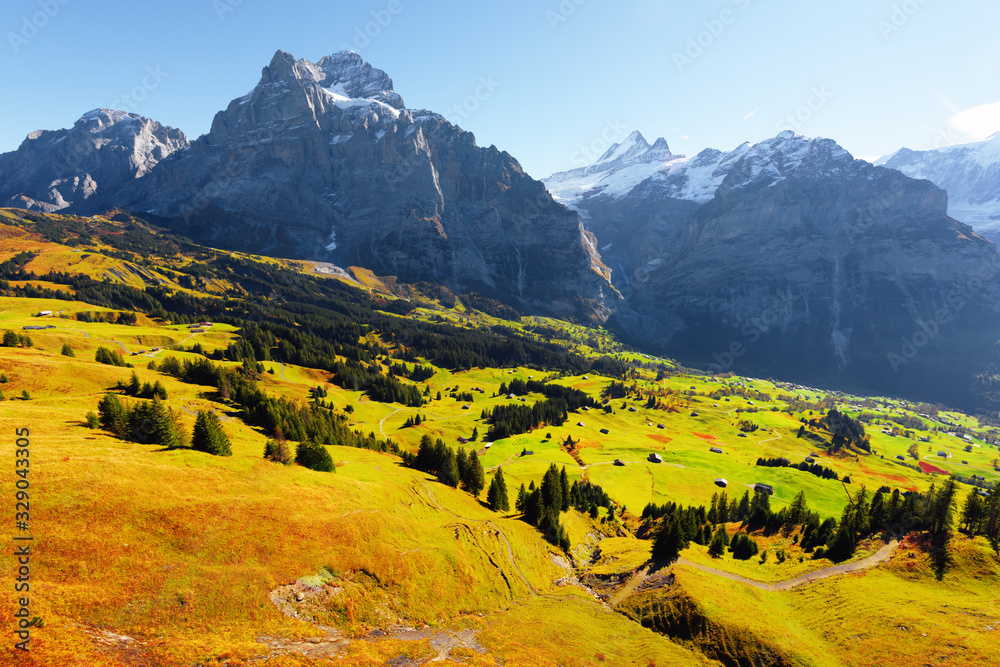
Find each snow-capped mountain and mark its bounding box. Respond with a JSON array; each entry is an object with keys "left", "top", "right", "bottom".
[
  {"left": 878, "top": 133, "right": 1000, "bottom": 240},
  {"left": 0, "top": 109, "right": 188, "bottom": 212},
  {"left": 545, "top": 131, "right": 859, "bottom": 212},
  {"left": 548, "top": 130, "right": 1000, "bottom": 410}
]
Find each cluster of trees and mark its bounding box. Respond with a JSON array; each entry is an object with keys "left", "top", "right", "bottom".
[
  {"left": 515, "top": 464, "right": 572, "bottom": 551},
  {"left": 498, "top": 379, "right": 596, "bottom": 411},
  {"left": 709, "top": 528, "right": 760, "bottom": 560},
  {"left": 461, "top": 292, "right": 522, "bottom": 322},
  {"left": 960, "top": 488, "right": 1000, "bottom": 553},
  {"left": 96, "top": 393, "right": 187, "bottom": 450},
  {"left": 75, "top": 311, "right": 136, "bottom": 325},
  {"left": 814, "top": 409, "right": 870, "bottom": 453},
  {"left": 406, "top": 435, "right": 486, "bottom": 498},
  {"left": 95, "top": 346, "right": 129, "bottom": 367},
  {"left": 1, "top": 331, "right": 33, "bottom": 348},
  {"left": 387, "top": 361, "right": 435, "bottom": 383},
  {"left": 154, "top": 354, "right": 402, "bottom": 458},
  {"left": 483, "top": 399, "right": 570, "bottom": 440},
  {"left": 121, "top": 372, "right": 168, "bottom": 400},
  {"left": 756, "top": 457, "right": 840, "bottom": 481}
]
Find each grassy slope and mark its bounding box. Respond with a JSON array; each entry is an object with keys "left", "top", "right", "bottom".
[{"left": 2, "top": 209, "right": 999, "bottom": 665}]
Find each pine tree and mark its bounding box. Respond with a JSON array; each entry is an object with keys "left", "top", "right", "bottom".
[
  {"left": 151, "top": 397, "right": 180, "bottom": 449},
  {"left": 462, "top": 451, "right": 486, "bottom": 497},
  {"left": 487, "top": 467, "right": 510, "bottom": 512},
  {"left": 128, "top": 372, "right": 141, "bottom": 397},
  {"left": 98, "top": 393, "right": 128, "bottom": 436},
  {"left": 560, "top": 466, "right": 571, "bottom": 512},
  {"left": 515, "top": 483, "right": 528, "bottom": 512},
  {"left": 438, "top": 451, "right": 460, "bottom": 488},
  {"left": 708, "top": 525, "right": 728, "bottom": 558},
  {"left": 652, "top": 514, "right": 686, "bottom": 564},
  {"left": 192, "top": 411, "right": 232, "bottom": 456}
]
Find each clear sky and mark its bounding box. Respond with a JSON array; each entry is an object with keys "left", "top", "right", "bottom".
[{"left": 1, "top": 0, "right": 997, "bottom": 178}]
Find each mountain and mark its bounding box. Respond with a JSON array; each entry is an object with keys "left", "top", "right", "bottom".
[
  {"left": 878, "top": 133, "right": 1000, "bottom": 242},
  {"left": 547, "top": 131, "right": 1000, "bottom": 409},
  {"left": 0, "top": 109, "right": 188, "bottom": 213},
  {"left": 118, "top": 50, "right": 618, "bottom": 321}
]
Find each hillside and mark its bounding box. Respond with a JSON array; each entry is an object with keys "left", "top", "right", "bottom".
[{"left": 1, "top": 209, "right": 998, "bottom": 666}]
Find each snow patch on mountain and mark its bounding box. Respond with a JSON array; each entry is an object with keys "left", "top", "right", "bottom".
[{"left": 879, "top": 133, "right": 1000, "bottom": 235}]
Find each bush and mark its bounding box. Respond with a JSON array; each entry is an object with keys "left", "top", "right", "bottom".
[
  {"left": 85, "top": 412, "right": 99, "bottom": 429},
  {"left": 296, "top": 439, "right": 335, "bottom": 472},
  {"left": 264, "top": 438, "right": 293, "bottom": 465},
  {"left": 61, "top": 343, "right": 75, "bottom": 357},
  {"left": 21, "top": 390, "right": 30, "bottom": 401}
]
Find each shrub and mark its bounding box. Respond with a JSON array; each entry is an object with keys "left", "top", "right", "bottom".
[
  {"left": 264, "top": 438, "right": 293, "bottom": 465},
  {"left": 85, "top": 412, "right": 100, "bottom": 429},
  {"left": 296, "top": 439, "right": 335, "bottom": 472},
  {"left": 61, "top": 343, "right": 75, "bottom": 357},
  {"left": 95, "top": 346, "right": 127, "bottom": 367}
]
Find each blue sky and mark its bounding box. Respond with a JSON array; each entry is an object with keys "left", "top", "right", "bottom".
[{"left": 1, "top": 0, "right": 997, "bottom": 178}]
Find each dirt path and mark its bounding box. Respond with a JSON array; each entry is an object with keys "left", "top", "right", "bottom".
[
  {"left": 673, "top": 540, "right": 899, "bottom": 592},
  {"left": 609, "top": 567, "right": 649, "bottom": 607}
]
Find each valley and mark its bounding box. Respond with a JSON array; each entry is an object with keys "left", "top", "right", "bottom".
[{"left": 1, "top": 209, "right": 998, "bottom": 666}]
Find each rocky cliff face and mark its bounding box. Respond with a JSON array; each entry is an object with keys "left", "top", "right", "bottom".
[
  {"left": 0, "top": 109, "right": 188, "bottom": 213},
  {"left": 878, "top": 134, "right": 1000, "bottom": 242},
  {"left": 117, "top": 50, "right": 617, "bottom": 321},
  {"left": 549, "top": 132, "right": 1000, "bottom": 408}
]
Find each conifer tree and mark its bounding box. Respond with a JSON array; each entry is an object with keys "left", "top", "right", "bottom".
[{"left": 487, "top": 467, "right": 510, "bottom": 512}]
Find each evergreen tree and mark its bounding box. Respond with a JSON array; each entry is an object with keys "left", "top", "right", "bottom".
[
  {"left": 540, "top": 464, "right": 563, "bottom": 514},
  {"left": 487, "top": 467, "right": 510, "bottom": 512},
  {"left": 128, "top": 372, "right": 141, "bottom": 397},
  {"left": 515, "top": 483, "right": 528, "bottom": 512},
  {"left": 151, "top": 398, "right": 180, "bottom": 449},
  {"left": 708, "top": 525, "right": 729, "bottom": 558},
  {"left": 296, "top": 439, "right": 335, "bottom": 472},
  {"left": 61, "top": 343, "right": 75, "bottom": 357},
  {"left": 192, "top": 410, "right": 232, "bottom": 456},
  {"left": 97, "top": 393, "right": 128, "bottom": 436},
  {"left": 652, "top": 514, "right": 686, "bottom": 564},
  {"left": 438, "top": 451, "right": 460, "bottom": 488},
  {"left": 560, "top": 466, "right": 571, "bottom": 512},
  {"left": 462, "top": 451, "right": 486, "bottom": 497}
]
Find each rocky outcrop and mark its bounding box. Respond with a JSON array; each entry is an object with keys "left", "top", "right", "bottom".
[
  {"left": 121, "top": 50, "right": 618, "bottom": 321},
  {"left": 0, "top": 109, "right": 188, "bottom": 212}
]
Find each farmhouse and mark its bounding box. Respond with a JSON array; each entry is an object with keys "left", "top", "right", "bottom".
[
  {"left": 457, "top": 437, "right": 469, "bottom": 444},
  {"left": 648, "top": 453, "right": 662, "bottom": 463},
  {"left": 715, "top": 478, "right": 728, "bottom": 488},
  {"left": 600, "top": 428, "right": 610, "bottom": 435},
  {"left": 804, "top": 457, "right": 815, "bottom": 463},
  {"left": 613, "top": 459, "right": 625, "bottom": 466},
  {"left": 937, "top": 451, "right": 948, "bottom": 457},
  {"left": 35, "top": 310, "right": 52, "bottom": 316},
  {"left": 657, "top": 423, "right": 665, "bottom": 429},
  {"left": 577, "top": 422, "right": 585, "bottom": 427},
  {"left": 522, "top": 450, "right": 534, "bottom": 456}
]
